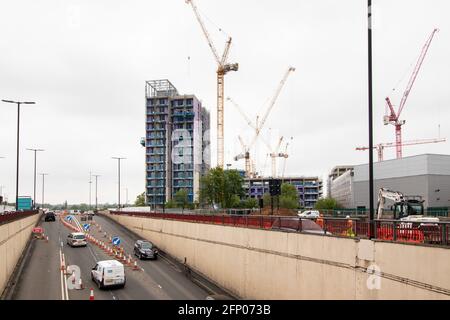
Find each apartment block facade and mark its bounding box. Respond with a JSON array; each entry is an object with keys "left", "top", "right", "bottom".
[{"left": 145, "top": 80, "right": 210, "bottom": 206}]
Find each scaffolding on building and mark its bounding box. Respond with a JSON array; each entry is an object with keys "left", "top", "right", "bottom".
[{"left": 146, "top": 79, "right": 179, "bottom": 98}]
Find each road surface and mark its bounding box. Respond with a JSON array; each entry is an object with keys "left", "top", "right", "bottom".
[{"left": 9, "top": 214, "right": 221, "bottom": 300}]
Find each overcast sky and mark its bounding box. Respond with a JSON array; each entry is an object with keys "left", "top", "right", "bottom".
[{"left": 0, "top": 0, "right": 449, "bottom": 204}]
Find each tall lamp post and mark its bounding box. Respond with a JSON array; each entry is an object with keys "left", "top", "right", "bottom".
[
  {"left": 40, "top": 173, "right": 48, "bottom": 210},
  {"left": 2, "top": 99, "right": 36, "bottom": 210},
  {"left": 92, "top": 174, "right": 101, "bottom": 211},
  {"left": 112, "top": 157, "right": 126, "bottom": 210},
  {"left": 367, "top": 0, "right": 375, "bottom": 238},
  {"left": 26, "top": 148, "right": 44, "bottom": 209},
  {"left": 89, "top": 171, "right": 92, "bottom": 211}
]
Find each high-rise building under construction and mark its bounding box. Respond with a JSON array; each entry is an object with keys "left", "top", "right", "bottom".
[{"left": 145, "top": 80, "right": 210, "bottom": 206}]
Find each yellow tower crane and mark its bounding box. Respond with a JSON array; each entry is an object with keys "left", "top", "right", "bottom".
[{"left": 185, "top": 0, "right": 238, "bottom": 169}]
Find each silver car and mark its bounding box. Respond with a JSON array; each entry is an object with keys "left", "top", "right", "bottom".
[{"left": 67, "top": 232, "right": 87, "bottom": 247}]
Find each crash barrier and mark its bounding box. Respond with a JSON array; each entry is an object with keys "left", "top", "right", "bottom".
[
  {"left": 105, "top": 212, "right": 450, "bottom": 299},
  {"left": 0, "top": 210, "right": 40, "bottom": 226},
  {"left": 109, "top": 211, "right": 450, "bottom": 246},
  {"left": 0, "top": 211, "right": 41, "bottom": 297}
]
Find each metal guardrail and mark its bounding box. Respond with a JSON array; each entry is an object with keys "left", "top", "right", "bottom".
[
  {"left": 110, "top": 211, "right": 450, "bottom": 247},
  {"left": 0, "top": 210, "right": 40, "bottom": 225}
]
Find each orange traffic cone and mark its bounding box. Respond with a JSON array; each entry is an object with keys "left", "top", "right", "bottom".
[
  {"left": 89, "top": 288, "right": 95, "bottom": 300},
  {"left": 132, "top": 260, "right": 140, "bottom": 271}
]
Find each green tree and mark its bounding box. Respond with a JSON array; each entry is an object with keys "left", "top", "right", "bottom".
[
  {"left": 165, "top": 199, "right": 177, "bottom": 209},
  {"left": 135, "top": 192, "right": 146, "bottom": 206},
  {"left": 199, "top": 167, "right": 244, "bottom": 208},
  {"left": 174, "top": 189, "right": 189, "bottom": 212},
  {"left": 279, "top": 183, "right": 299, "bottom": 209},
  {"left": 314, "top": 197, "right": 342, "bottom": 210},
  {"left": 263, "top": 193, "right": 271, "bottom": 208},
  {"left": 242, "top": 198, "right": 258, "bottom": 209},
  {"left": 261, "top": 184, "right": 299, "bottom": 210}
]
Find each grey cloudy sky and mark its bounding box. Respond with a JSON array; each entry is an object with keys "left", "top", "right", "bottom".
[{"left": 0, "top": 0, "right": 449, "bottom": 204}]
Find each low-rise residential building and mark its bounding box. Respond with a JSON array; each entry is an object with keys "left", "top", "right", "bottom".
[{"left": 244, "top": 176, "right": 323, "bottom": 208}]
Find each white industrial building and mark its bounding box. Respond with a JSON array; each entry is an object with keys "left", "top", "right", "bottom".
[{"left": 329, "top": 154, "right": 450, "bottom": 209}]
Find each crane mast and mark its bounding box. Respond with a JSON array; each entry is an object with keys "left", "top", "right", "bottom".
[
  {"left": 384, "top": 28, "right": 438, "bottom": 159},
  {"left": 269, "top": 136, "right": 284, "bottom": 178},
  {"left": 281, "top": 138, "right": 292, "bottom": 180},
  {"left": 186, "top": 0, "right": 238, "bottom": 169},
  {"left": 234, "top": 135, "right": 251, "bottom": 177}
]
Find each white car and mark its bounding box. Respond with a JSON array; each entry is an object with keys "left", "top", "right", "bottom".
[
  {"left": 91, "top": 260, "right": 126, "bottom": 289},
  {"left": 298, "top": 210, "right": 321, "bottom": 218},
  {"left": 67, "top": 232, "right": 87, "bottom": 247}
]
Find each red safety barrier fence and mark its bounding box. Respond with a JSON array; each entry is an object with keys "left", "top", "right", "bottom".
[
  {"left": 109, "top": 211, "right": 450, "bottom": 246},
  {"left": 0, "top": 210, "right": 40, "bottom": 225}
]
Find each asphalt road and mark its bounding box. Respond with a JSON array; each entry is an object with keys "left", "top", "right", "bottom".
[{"left": 9, "top": 214, "right": 215, "bottom": 300}]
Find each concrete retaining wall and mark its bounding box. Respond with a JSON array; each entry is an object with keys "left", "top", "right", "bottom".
[
  {"left": 106, "top": 213, "right": 450, "bottom": 300},
  {"left": 0, "top": 214, "right": 40, "bottom": 295}
]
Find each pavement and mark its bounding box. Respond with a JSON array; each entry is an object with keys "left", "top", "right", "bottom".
[{"left": 8, "top": 213, "right": 222, "bottom": 300}]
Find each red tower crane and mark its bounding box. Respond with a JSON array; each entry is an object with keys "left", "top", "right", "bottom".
[
  {"left": 384, "top": 28, "right": 439, "bottom": 159},
  {"left": 356, "top": 137, "right": 446, "bottom": 162}
]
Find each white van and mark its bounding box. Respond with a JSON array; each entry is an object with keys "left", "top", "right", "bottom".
[{"left": 91, "top": 260, "right": 126, "bottom": 289}]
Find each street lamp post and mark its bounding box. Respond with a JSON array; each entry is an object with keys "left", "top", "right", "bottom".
[
  {"left": 2, "top": 100, "right": 36, "bottom": 210},
  {"left": 26, "top": 148, "right": 44, "bottom": 209},
  {"left": 40, "top": 173, "right": 48, "bottom": 210},
  {"left": 89, "top": 171, "right": 92, "bottom": 211},
  {"left": 92, "top": 174, "right": 101, "bottom": 211},
  {"left": 367, "top": 0, "right": 375, "bottom": 238},
  {"left": 112, "top": 157, "right": 126, "bottom": 210}
]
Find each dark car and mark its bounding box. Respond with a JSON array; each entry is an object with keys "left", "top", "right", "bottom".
[
  {"left": 44, "top": 211, "right": 56, "bottom": 222},
  {"left": 134, "top": 240, "right": 158, "bottom": 260}
]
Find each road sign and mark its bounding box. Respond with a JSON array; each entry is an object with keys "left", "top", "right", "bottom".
[
  {"left": 112, "top": 237, "right": 121, "bottom": 246},
  {"left": 83, "top": 224, "right": 90, "bottom": 231},
  {"left": 18, "top": 196, "right": 32, "bottom": 210}
]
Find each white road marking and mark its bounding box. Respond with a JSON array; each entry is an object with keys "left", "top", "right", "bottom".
[
  {"left": 59, "top": 249, "right": 65, "bottom": 300},
  {"left": 63, "top": 253, "right": 69, "bottom": 300}
]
